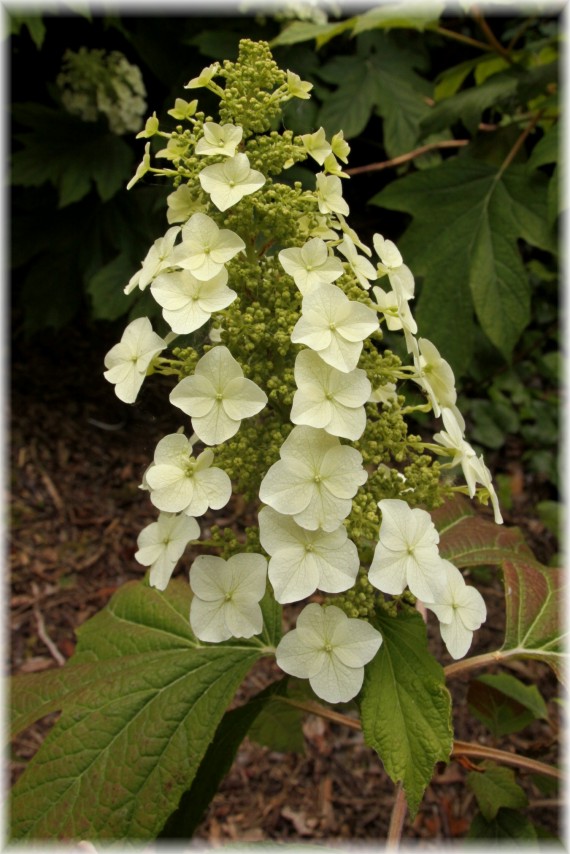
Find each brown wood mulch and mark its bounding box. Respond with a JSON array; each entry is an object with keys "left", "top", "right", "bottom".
[{"left": 8, "top": 317, "right": 562, "bottom": 846}]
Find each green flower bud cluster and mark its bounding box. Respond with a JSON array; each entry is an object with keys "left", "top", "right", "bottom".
[
  {"left": 328, "top": 568, "right": 379, "bottom": 620},
  {"left": 206, "top": 524, "right": 241, "bottom": 560},
  {"left": 245, "top": 130, "right": 307, "bottom": 176},
  {"left": 218, "top": 40, "right": 287, "bottom": 134}
]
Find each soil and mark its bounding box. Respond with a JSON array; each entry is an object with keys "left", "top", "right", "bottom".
[{"left": 8, "top": 314, "right": 562, "bottom": 846}]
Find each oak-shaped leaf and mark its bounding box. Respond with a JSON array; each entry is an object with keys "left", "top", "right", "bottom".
[{"left": 10, "top": 579, "right": 268, "bottom": 841}]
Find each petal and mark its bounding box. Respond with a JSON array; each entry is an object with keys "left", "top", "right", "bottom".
[
  {"left": 268, "top": 546, "right": 320, "bottom": 603},
  {"left": 330, "top": 616, "right": 383, "bottom": 667},
  {"left": 190, "top": 555, "right": 229, "bottom": 600},
  {"left": 320, "top": 445, "right": 367, "bottom": 499},
  {"left": 276, "top": 629, "right": 326, "bottom": 679},
  {"left": 227, "top": 553, "right": 268, "bottom": 601},
  {"left": 170, "top": 375, "right": 216, "bottom": 417},
  {"left": 223, "top": 599, "right": 263, "bottom": 638},
  {"left": 221, "top": 377, "right": 267, "bottom": 420},
  {"left": 368, "top": 544, "right": 408, "bottom": 595},
  {"left": 259, "top": 460, "right": 313, "bottom": 516},
  {"left": 309, "top": 655, "right": 364, "bottom": 704},
  {"left": 190, "top": 598, "right": 230, "bottom": 642},
  {"left": 191, "top": 466, "right": 232, "bottom": 512},
  {"left": 439, "top": 616, "right": 474, "bottom": 660},
  {"left": 192, "top": 401, "right": 240, "bottom": 445},
  {"left": 154, "top": 433, "right": 191, "bottom": 465}
]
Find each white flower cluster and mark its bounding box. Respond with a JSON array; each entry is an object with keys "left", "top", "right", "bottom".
[
  {"left": 104, "top": 61, "right": 500, "bottom": 705},
  {"left": 57, "top": 47, "right": 147, "bottom": 135}
]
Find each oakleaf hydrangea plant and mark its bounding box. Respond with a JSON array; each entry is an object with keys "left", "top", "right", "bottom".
[{"left": 105, "top": 40, "right": 502, "bottom": 706}]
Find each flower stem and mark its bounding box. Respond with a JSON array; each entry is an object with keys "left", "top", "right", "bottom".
[
  {"left": 387, "top": 783, "right": 408, "bottom": 848},
  {"left": 497, "top": 110, "right": 544, "bottom": 181}
]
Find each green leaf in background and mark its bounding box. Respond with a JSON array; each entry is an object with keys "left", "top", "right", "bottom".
[
  {"left": 467, "top": 762, "right": 528, "bottom": 821},
  {"left": 467, "top": 673, "right": 549, "bottom": 737},
  {"left": 270, "top": 19, "right": 353, "bottom": 49},
  {"left": 433, "top": 496, "right": 565, "bottom": 678},
  {"left": 248, "top": 678, "right": 309, "bottom": 754},
  {"left": 371, "top": 158, "right": 556, "bottom": 374},
  {"left": 8, "top": 12, "right": 46, "bottom": 48},
  {"left": 351, "top": 4, "right": 444, "bottom": 35},
  {"left": 86, "top": 252, "right": 138, "bottom": 320},
  {"left": 159, "top": 679, "right": 288, "bottom": 839},
  {"left": 317, "top": 34, "right": 431, "bottom": 154},
  {"left": 422, "top": 69, "right": 521, "bottom": 136},
  {"left": 527, "top": 123, "right": 558, "bottom": 170},
  {"left": 360, "top": 608, "right": 452, "bottom": 817},
  {"left": 10, "top": 580, "right": 269, "bottom": 840},
  {"left": 12, "top": 104, "right": 134, "bottom": 206},
  {"left": 467, "top": 807, "right": 538, "bottom": 841}
]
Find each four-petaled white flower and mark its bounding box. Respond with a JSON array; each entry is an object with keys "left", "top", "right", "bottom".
[
  {"left": 189, "top": 553, "right": 267, "bottom": 642},
  {"left": 167, "top": 98, "right": 198, "bottom": 121},
  {"left": 169, "top": 212, "right": 245, "bottom": 281},
  {"left": 466, "top": 455, "right": 503, "bottom": 525},
  {"left": 276, "top": 603, "right": 382, "bottom": 704},
  {"left": 278, "top": 238, "right": 344, "bottom": 295},
  {"left": 135, "top": 512, "right": 199, "bottom": 591},
  {"left": 425, "top": 560, "right": 487, "bottom": 659},
  {"left": 166, "top": 184, "right": 203, "bottom": 224},
  {"left": 414, "top": 337, "right": 457, "bottom": 417},
  {"left": 291, "top": 283, "right": 379, "bottom": 373},
  {"left": 145, "top": 433, "right": 231, "bottom": 515},
  {"left": 337, "top": 235, "right": 377, "bottom": 289},
  {"left": 199, "top": 153, "right": 265, "bottom": 212},
  {"left": 169, "top": 346, "right": 268, "bottom": 446},
  {"left": 331, "top": 131, "right": 350, "bottom": 163},
  {"left": 300, "top": 127, "right": 332, "bottom": 165},
  {"left": 259, "top": 425, "right": 367, "bottom": 532},
  {"left": 368, "top": 498, "right": 443, "bottom": 603},
  {"left": 315, "top": 173, "right": 349, "bottom": 216},
  {"left": 151, "top": 268, "right": 236, "bottom": 334},
  {"left": 103, "top": 317, "right": 166, "bottom": 404},
  {"left": 259, "top": 507, "right": 360, "bottom": 603},
  {"left": 195, "top": 122, "right": 243, "bottom": 157},
  {"left": 291, "top": 349, "right": 371, "bottom": 440},
  {"left": 185, "top": 62, "right": 220, "bottom": 89},
  {"left": 124, "top": 226, "right": 180, "bottom": 294}
]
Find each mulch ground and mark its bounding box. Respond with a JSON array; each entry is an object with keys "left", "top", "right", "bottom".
[{"left": 8, "top": 316, "right": 563, "bottom": 846}]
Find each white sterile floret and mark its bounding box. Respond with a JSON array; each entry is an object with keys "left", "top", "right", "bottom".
[
  {"left": 331, "top": 131, "right": 350, "bottom": 163},
  {"left": 259, "top": 507, "right": 359, "bottom": 603},
  {"left": 278, "top": 238, "right": 343, "bottom": 294},
  {"left": 135, "top": 512, "right": 199, "bottom": 591},
  {"left": 189, "top": 553, "right": 267, "bottom": 642},
  {"left": 434, "top": 406, "right": 474, "bottom": 467},
  {"left": 333, "top": 214, "right": 372, "bottom": 256},
  {"left": 195, "top": 122, "right": 243, "bottom": 157},
  {"left": 373, "top": 233, "right": 415, "bottom": 302},
  {"left": 167, "top": 98, "right": 198, "bottom": 121},
  {"left": 145, "top": 433, "right": 231, "bottom": 515},
  {"left": 413, "top": 337, "right": 457, "bottom": 418},
  {"left": 199, "top": 153, "right": 265, "bottom": 212},
  {"left": 369, "top": 381, "right": 398, "bottom": 407},
  {"left": 291, "top": 283, "right": 379, "bottom": 373},
  {"left": 424, "top": 560, "right": 487, "bottom": 659},
  {"left": 259, "top": 425, "right": 367, "bottom": 532},
  {"left": 369, "top": 498, "right": 443, "bottom": 603},
  {"left": 185, "top": 63, "right": 220, "bottom": 89},
  {"left": 286, "top": 69, "right": 313, "bottom": 99},
  {"left": 127, "top": 142, "right": 151, "bottom": 190},
  {"left": 337, "top": 235, "right": 377, "bottom": 289},
  {"left": 323, "top": 153, "right": 348, "bottom": 179},
  {"left": 151, "top": 268, "right": 236, "bottom": 335},
  {"left": 291, "top": 349, "right": 371, "bottom": 440},
  {"left": 372, "top": 286, "right": 403, "bottom": 331},
  {"left": 275, "top": 603, "right": 382, "bottom": 704},
  {"left": 169, "top": 212, "right": 245, "bottom": 281},
  {"left": 169, "top": 346, "right": 267, "bottom": 446},
  {"left": 103, "top": 317, "right": 166, "bottom": 404},
  {"left": 166, "top": 184, "right": 203, "bottom": 224},
  {"left": 315, "top": 173, "right": 349, "bottom": 216},
  {"left": 124, "top": 226, "right": 180, "bottom": 294},
  {"left": 300, "top": 127, "right": 332, "bottom": 165},
  {"left": 465, "top": 455, "right": 503, "bottom": 525}
]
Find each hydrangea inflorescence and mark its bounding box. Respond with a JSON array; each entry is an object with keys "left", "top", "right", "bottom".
[{"left": 105, "top": 40, "right": 502, "bottom": 703}]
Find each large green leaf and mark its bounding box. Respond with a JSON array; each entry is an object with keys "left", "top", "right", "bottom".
[
  {"left": 10, "top": 579, "right": 270, "bottom": 840},
  {"left": 316, "top": 35, "right": 431, "bottom": 154},
  {"left": 467, "top": 673, "right": 548, "bottom": 737},
  {"left": 360, "top": 608, "right": 453, "bottom": 817},
  {"left": 433, "top": 497, "right": 565, "bottom": 678},
  {"left": 371, "top": 158, "right": 556, "bottom": 373},
  {"left": 12, "top": 104, "right": 134, "bottom": 206}
]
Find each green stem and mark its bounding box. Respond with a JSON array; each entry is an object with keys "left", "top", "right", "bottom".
[
  {"left": 387, "top": 784, "right": 408, "bottom": 848},
  {"left": 452, "top": 741, "right": 562, "bottom": 780},
  {"left": 433, "top": 25, "right": 493, "bottom": 53},
  {"left": 496, "top": 109, "right": 544, "bottom": 181},
  {"left": 472, "top": 9, "right": 514, "bottom": 63}
]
